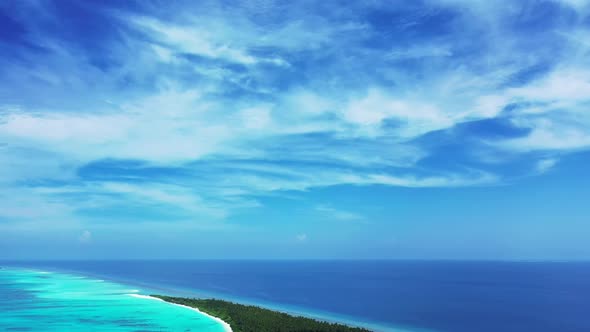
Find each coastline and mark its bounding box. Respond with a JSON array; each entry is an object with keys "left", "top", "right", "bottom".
[
  {"left": 128, "top": 294, "right": 233, "bottom": 332},
  {"left": 153, "top": 295, "right": 372, "bottom": 332},
  {"left": 1, "top": 264, "right": 405, "bottom": 332},
  {"left": 151, "top": 291, "right": 400, "bottom": 331}
]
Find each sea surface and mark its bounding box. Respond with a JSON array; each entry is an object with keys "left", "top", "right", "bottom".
[
  {"left": 0, "top": 268, "right": 227, "bottom": 331},
  {"left": 1, "top": 260, "right": 589, "bottom": 332}
]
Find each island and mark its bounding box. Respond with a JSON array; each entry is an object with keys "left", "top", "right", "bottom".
[{"left": 153, "top": 295, "right": 372, "bottom": 332}]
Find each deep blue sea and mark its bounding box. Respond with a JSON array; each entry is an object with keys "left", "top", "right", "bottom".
[{"left": 2, "top": 260, "right": 589, "bottom": 332}]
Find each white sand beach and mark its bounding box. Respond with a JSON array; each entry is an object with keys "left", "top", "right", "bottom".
[{"left": 128, "top": 294, "right": 233, "bottom": 332}]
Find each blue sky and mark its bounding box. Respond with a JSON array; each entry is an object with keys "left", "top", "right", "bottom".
[{"left": 1, "top": 0, "right": 589, "bottom": 260}]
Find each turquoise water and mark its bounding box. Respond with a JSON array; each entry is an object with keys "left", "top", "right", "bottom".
[{"left": 0, "top": 268, "right": 227, "bottom": 331}]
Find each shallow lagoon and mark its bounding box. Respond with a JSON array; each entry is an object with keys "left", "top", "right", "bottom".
[{"left": 0, "top": 268, "right": 227, "bottom": 331}]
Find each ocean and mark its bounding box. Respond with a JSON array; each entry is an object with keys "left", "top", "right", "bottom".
[
  {"left": 1, "top": 260, "right": 589, "bottom": 332},
  {"left": 0, "top": 267, "right": 227, "bottom": 331}
]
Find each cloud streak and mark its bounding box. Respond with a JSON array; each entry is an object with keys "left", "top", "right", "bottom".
[{"left": 0, "top": 0, "right": 589, "bottom": 229}]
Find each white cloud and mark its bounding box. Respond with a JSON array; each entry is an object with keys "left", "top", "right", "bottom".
[
  {"left": 502, "top": 126, "right": 590, "bottom": 151},
  {"left": 499, "top": 116, "right": 590, "bottom": 151},
  {"left": 282, "top": 90, "right": 333, "bottom": 115},
  {"left": 342, "top": 89, "right": 453, "bottom": 137},
  {"left": 133, "top": 17, "right": 256, "bottom": 65},
  {"left": 131, "top": 17, "right": 289, "bottom": 67},
  {"left": 295, "top": 233, "right": 308, "bottom": 242},
  {"left": 239, "top": 106, "right": 273, "bottom": 130},
  {"left": 510, "top": 69, "right": 590, "bottom": 103},
  {"left": 2, "top": 0, "right": 590, "bottom": 233},
  {"left": 386, "top": 44, "right": 453, "bottom": 60},
  {"left": 468, "top": 67, "right": 590, "bottom": 153},
  {"left": 535, "top": 158, "right": 559, "bottom": 174},
  {"left": 0, "top": 90, "right": 236, "bottom": 162},
  {"left": 59, "top": 182, "right": 228, "bottom": 220},
  {"left": 0, "top": 110, "right": 132, "bottom": 144},
  {"left": 557, "top": 0, "right": 590, "bottom": 10},
  {"left": 79, "top": 230, "right": 92, "bottom": 244},
  {"left": 473, "top": 95, "right": 510, "bottom": 118},
  {"left": 361, "top": 172, "right": 498, "bottom": 188},
  {"left": 315, "top": 205, "right": 365, "bottom": 222},
  {"left": 0, "top": 187, "right": 73, "bottom": 220}
]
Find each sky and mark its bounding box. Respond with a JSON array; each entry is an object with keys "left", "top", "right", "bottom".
[{"left": 1, "top": 0, "right": 589, "bottom": 260}]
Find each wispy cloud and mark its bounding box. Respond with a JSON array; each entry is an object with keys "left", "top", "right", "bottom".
[
  {"left": 315, "top": 205, "right": 365, "bottom": 222},
  {"left": 295, "top": 233, "right": 308, "bottom": 242},
  {"left": 535, "top": 158, "right": 559, "bottom": 174},
  {"left": 0, "top": 0, "right": 589, "bottom": 232},
  {"left": 78, "top": 230, "right": 92, "bottom": 244}
]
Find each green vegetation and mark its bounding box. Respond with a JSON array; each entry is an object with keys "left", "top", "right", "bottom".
[{"left": 153, "top": 295, "right": 371, "bottom": 332}]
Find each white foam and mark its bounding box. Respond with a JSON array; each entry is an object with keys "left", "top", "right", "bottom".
[{"left": 128, "top": 294, "right": 232, "bottom": 332}]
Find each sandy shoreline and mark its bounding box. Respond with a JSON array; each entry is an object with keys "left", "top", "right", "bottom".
[{"left": 129, "top": 294, "right": 233, "bottom": 332}]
